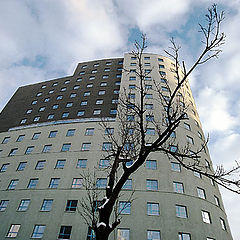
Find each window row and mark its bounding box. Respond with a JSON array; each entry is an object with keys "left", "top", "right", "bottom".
[
  {"left": 32, "top": 87, "right": 120, "bottom": 105},
  {"left": 3, "top": 223, "right": 212, "bottom": 240},
  {"left": 2, "top": 177, "right": 219, "bottom": 203},
  {"left": 37, "top": 80, "right": 121, "bottom": 96},
  {"left": 0, "top": 198, "right": 226, "bottom": 232}
]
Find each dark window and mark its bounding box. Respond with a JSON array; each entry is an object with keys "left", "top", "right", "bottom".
[
  {"left": 58, "top": 226, "right": 72, "bottom": 239},
  {"left": 65, "top": 200, "right": 78, "bottom": 211},
  {"left": 49, "top": 131, "right": 57, "bottom": 138}
]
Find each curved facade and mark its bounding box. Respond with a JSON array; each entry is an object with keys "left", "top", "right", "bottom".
[{"left": 0, "top": 54, "right": 233, "bottom": 240}]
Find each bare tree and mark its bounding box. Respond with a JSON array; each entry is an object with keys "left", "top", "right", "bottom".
[{"left": 79, "top": 4, "right": 239, "bottom": 240}]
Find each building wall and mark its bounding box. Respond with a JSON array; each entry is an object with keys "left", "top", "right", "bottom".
[{"left": 0, "top": 54, "right": 233, "bottom": 240}]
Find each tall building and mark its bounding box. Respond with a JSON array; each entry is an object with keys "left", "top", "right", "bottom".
[{"left": 0, "top": 53, "right": 233, "bottom": 240}]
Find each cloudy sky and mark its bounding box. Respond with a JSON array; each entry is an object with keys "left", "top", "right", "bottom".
[{"left": 0, "top": 0, "right": 240, "bottom": 238}]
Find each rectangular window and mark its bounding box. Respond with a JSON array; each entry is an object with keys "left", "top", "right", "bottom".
[
  {"left": 81, "top": 101, "right": 88, "bottom": 106},
  {"left": 48, "top": 114, "right": 54, "bottom": 120},
  {"left": 197, "top": 187, "right": 206, "bottom": 199},
  {"left": 110, "top": 109, "right": 117, "bottom": 114},
  {"left": 102, "top": 142, "right": 112, "bottom": 151},
  {"left": 146, "top": 115, "right": 154, "bottom": 122},
  {"left": 55, "top": 160, "right": 66, "bottom": 169},
  {"left": 0, "top": 200, "right": 9, "bottom": 211},
  {"left": 105, "top": 128, "right": 114, "bottom": 135},
  {"left": 117, "top": 229, "right": 129, "bottom": 240},
  {"left": 145, "top": 104, "right": 153, "bottom": 109},
  {"left": 66, "top": 129, "right": 75, "bottom": 136},
  {"left": 81, "top": 143, "right": 91, "bottom": 151},
  {"left": 146, "top": 160, "right": 157, "bottom": 170},
  {"left": 202, "top": 210, "right": 211, "bottom": 224},
  {"left": 186, "top": 136, "right": 194, "bottom": 144},
  {"left": 35, "top": 160, "right": 46, "bottom": 170},
  {"left": 61, "top": 143, "right": 71, "bottom": 152},
  {"left": 77, "top": 159, "right": 87, "bottom": 168},
  {"left": 8, "top": 179, "right": 19, "bottom": 190},
  {"left": 171, "top": 162, "right": 181, "bottom": 172},
  {"left": 62, "top": 112, "right": 69, "bottom": 118},
  {"left": 176, "top": 205, "right": 187, "bottom": 218},
  {"left": 129, "top": 76, "right": 136, "bottom": 81},
  {"left": 173, "top": 182, "right": 184, "bottom": 193},
  {"left": 66, "top": 200, "right": 78, "bottom": 212},
  {"left": 32, "top": 225, "right": 46, "bottom": 238},
  {"left": 98, "top": 90, "right": 105, "bottom": 95},
  {"left": 214, "top": 196, "right": 220, "bottom": 207},
  {"left": 122, "top": 179, "right": 132, "bottom": 190},
  {"left": 58, "top": 226, "right": 72, "bottom": 239},
  {"left": 25, "top": 146, "right": 34, "bottom": 154},
  {"left": 41, "top": 199, "right": 53, "bottom": 211},
  {"left": 18, "top": 199, "right": 30, "bottom": 211},
  {"left": 184, "top": 123, "right": 191, "bottom": 130},
  {"left": 144, "top": 56, "right": 150, "bottom": 60},
  {"left": 33, "top": 116, "right": 40, "bottom": 122},
  {"left": 99, "top": 159, "right": 110, "bottom": 169},
  {"left": 27, "top": 178, "right": 38, "bottom": 189},
  {"left": 147, "top": 203, "right": 160, "bottom": 216},
  {"left": 49, "top": 178, "right": 60, "bottom": 189},
  {"left": 96, "top": 178, "right": 107, "bottom": 189},
  {"left": 100, "top": 82, "right": 107, "bottom": 87},
  {"left": 72, "top": 178, "right": 83, "bottom": 188},
  {"left": 147, "top": 230, "right": 161, "bottom": 240},
  {"left": 87, "top": 227, "right": 96, "bottom": 240},
  {"left": 8, "top": 148, "right": 18, "bottom": 156},
  {"left": 70, "top": 93, "right": 77, "bottom": 98},
  {"left": 42, "top": 145, "right": 52, "bottom": 153},
  {"left": 16, "top": 162, "right": 26, "bottom": 171},
  {"left": 194, "top": 171, "right": 201, "bottom": 178},
  {"left": 169, "top": 145, "right": 178, "bottom": 153},
  {"left": 57, "top": 95, "right": 63, "bottom": 100},
  {"left": 85, "top": 128, "right": 94, "bottom": 136},
  {"left": 77, "top": 110, "right": 85, "bottom": 116},
  {"left": 129, "top": 84, "right": 136, "bottom": 89},
  {"left": 7, "top": 224, "right": 21, "bottom": 237},
  {"left": 178, "top": 233, "right": 191, "bottom": 240},
  {"left": 96, "top": 99, "right": 103, "bottom": 105},
  {"left": 220, "top": 218, "right": 226, "bottom": 230},
  {"left": 0, "top": 163, "right": 9, "bottom": 172},
  {"left": 84, "top": 91, "right": 90, "bottom": 96},
  {"left": 16, "top": 135, "right": 25, "bottom": 142},
  {"left": 119, "top": 201, "right": 131, "bottom": 214},
  {"left": 93, "top": 109, "right": 101, "bottom": 115},
  {"left": 32, "top": 132, "right": 41, "bottom": 140},
  {"left": 87, "top": 84, "right": 93, "bottom": 88},
  {"left": 146, "top": 128, "right": 155, "bottom": 135},
  {"left": 147, "top": 179, "right": 158, "bottom": 191}
]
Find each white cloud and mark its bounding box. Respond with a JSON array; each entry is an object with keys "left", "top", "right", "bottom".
[
  {"left": 196, "top": 87, "right": 237, "bottom": 133},
  {"left": 0, "top": 0, "right": 240, "bottom": 238}
]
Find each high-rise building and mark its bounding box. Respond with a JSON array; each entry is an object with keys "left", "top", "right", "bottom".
[{"left": 0, "top": 53, "right": 233, "bottom": 240}]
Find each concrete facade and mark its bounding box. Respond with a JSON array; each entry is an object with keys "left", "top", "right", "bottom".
[{"left": 0, "top": 54, "right": 233, "bottom": 240}]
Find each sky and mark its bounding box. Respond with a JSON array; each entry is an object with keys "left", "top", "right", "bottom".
[{"left": 0, "top": 0, "right": 240, "bottom": 238}]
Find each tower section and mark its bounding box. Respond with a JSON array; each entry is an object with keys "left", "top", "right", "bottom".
[{"left": 0, "top": 54, "right": 233, "bottom": 240}]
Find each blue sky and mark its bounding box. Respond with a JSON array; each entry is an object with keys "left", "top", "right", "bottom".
[{"left": 0, "top": 0, "right": 240, "bottom": 238}]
